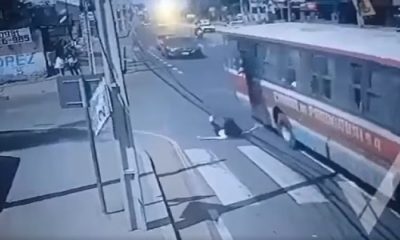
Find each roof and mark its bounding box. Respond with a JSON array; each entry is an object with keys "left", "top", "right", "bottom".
[{"left": 219, "top": 23, "right": 400, "bottom": 68}]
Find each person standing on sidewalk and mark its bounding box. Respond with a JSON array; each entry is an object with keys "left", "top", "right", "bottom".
[
  {"left": 54, "top": 55, "right": 65, "bottom": 76},
  {"left": 67, "top": 54, "right": 80, "bottom": 75}
]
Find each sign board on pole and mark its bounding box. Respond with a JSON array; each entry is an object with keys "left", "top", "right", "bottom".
[
  {"left": 89, "top": 80, "right": 112, "bottom": 136},
  {"left": 0, "top": 28, "right": 32, "bottom": 46}
]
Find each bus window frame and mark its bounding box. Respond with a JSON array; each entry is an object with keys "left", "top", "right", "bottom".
[{"left": 310, "top": 54, "right": 335, "bottom": 101}]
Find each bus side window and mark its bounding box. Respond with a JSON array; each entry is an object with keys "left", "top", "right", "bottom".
[
  {"left": 284, "top": 48, "right": 300, "bottom": 89},
  {"left": 311, "top": 54, "right": 334, "bottom": 100},
  {"left": 261, "top": 43, "right": 280, "bottom": 84},
  {"left": 363, "top": 68, "right": 392, "bottom": 129},
  {"left": 351, "top": 63, "right": 363, "bottom": 111}
]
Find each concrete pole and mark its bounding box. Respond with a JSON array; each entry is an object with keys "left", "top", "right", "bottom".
[
  {"left": 287, "top": 0, "right": 292, "bottom": 22},
  {"left": 352, "top": 0, "right": 365, "bottom": 27},
  {"left": 93, "top": 0, "right": 147, "bottom": 231},
  {"left": 84, "top": 0, "right": 96, "bottom": 74}
]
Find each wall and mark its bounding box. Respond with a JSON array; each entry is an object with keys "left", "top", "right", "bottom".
[{"left": 0, "top": 29, "right": 47, "bottom": 83}]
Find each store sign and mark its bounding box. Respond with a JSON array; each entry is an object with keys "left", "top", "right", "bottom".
[{"left": 0, "top": 28, "right": 32, "bottom": 46}]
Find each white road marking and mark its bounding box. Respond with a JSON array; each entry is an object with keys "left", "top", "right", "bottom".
[
  {"left": 339, "top": 181, "right": 369, "bottom": 216},
  {"left": 391, "top": 209, "right": 400, "bottom": 219},
  {"left": 184, "top": 148, "right": 253, "bottom": 206},
  {"left": 167, "top": 64, "right": 173, "bottom": 67},
  {"left": 362, "top": 156, "right": 400, "bottom": 234},
  {"left": 238, "top": 145, "right": 328, "bottom": 204},
  {"left": 301, "top": 151, "right": 335, "bottom": 174},
  {"left": 133, "top": 131, "right": 235, "bottom": 240},
  {"left": 208, "top": 209, "right": 234, "bottom": 240},
  {"left": 172, "top": 67, "right": 178, "bottom": 71},
  {"left": 338, "top": 180, "right": 384, "bottom": 234},
  {"left": 177, "top": 70, "right": 184, "bottom": 74}
]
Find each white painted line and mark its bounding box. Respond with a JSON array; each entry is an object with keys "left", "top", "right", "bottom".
[
  {"left": 167, "top": 64, "right": 173, "bottom": 67},
  {"left": 208, "top": 209, "right": 234, "bottom": 240},
  {"left": 172, "top": 67, "right": 178, "bottom": 71},
  {"left": 238, "top": 145, "right": 328, "bottom": 204},
  {"left": 339, "top": 181, "right": 369, "bottom": 217},
  {"left": 301, "top": 151, "right": 335, "bottom": 174},
  {"left": 391, "top": 209, "right": 400, "bottom": 219},
  {"left": 177, "top": 70, "right": 184, "bottom": 74},
  {"left": 184, "top": 148, "right": 253, "bottom": 206}
]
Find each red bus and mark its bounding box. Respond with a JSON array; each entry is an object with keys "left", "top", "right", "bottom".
[{"left": 221, "top": 23, "right": 400, "bottom": 200}]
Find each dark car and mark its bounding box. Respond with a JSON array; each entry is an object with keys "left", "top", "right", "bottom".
[{"left": 160, "top": 37, "right": 203, "bottom": 59}]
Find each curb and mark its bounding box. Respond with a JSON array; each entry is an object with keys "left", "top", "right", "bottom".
[{"left": 137, "top": 147, "right": 177, "bottom": 240}]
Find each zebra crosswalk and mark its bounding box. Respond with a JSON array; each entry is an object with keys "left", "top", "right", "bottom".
[
  {"left": 238, "top": 145, "right": 328, "bottom": 204},
  {"left": 184, "top": 145, "right": 329, "bottom": 207},
  {"left": 183, "top": 144, "right": 400, "bottom": 235},
  {"left": 184, "top": 149, "right": 253, "bottom": 206}
]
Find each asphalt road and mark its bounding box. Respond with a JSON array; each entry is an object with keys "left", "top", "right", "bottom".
[{"left": 126, "top": 23, "right": 400, "bottom": 240}]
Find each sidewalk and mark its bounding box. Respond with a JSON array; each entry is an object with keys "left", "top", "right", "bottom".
[
  {"left": 0, "top": 122, "right": 175, "bottom": 239},
  {"left": 0, "top": 30, "right": 176, "bottom": 239}
]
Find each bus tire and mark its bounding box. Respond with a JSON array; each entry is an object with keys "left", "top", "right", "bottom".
[{"left": 277, "top": 113, "right": 298, "bottom": 149}]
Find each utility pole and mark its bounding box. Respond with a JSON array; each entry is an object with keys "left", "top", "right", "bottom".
[
  {"left": 93, "top": 0, "right": 147, "bottom": 231},
  {"left": 240, "top": 0, "right": 245, "bottom": 15},
  {"left": 83, "top": 0, "right": 96, "bottom": 74},
  {"left": 287, "top": 0, "right": 292, "bottom": 22}
]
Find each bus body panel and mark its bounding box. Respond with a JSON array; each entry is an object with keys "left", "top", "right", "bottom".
[
  {"left": 222, "top": 24, "right": 400, "bottom": 198},
  {"left": 227, "top": 67, "right": 400, "bottom": 197}
]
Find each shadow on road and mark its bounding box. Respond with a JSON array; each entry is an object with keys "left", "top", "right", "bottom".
[
  {"left": 0, "top": 128, "right": 88, "bottom": 152},
  {"left": 0, "top": 156, "right": 20, "bottom": 213},
  {"left": 4, "top": 178, "right": 120, "bottom": 210}
]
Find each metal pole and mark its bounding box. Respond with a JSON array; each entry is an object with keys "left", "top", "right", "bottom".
[
  {"left": 287, "top": 0, "right": 292, "bottom": 22},
  {"left": 84, "top": 0, "right": 96, "bottom": 74},
  {"left": 240, "top": 0, "right": 244, "bottom": 15},
  {"left": 94, "top": 0, "right": 147, "bottom": 231},
  {"left": 78, "top": 76, "right": 107, "bottom": 213}
]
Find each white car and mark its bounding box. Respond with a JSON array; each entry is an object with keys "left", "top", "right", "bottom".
[
  {"left": 229, "top": 14, "right": 245, "bottom": 25},
  {"left": 197, "top": 19, "right": 216, "bottom": 33}
]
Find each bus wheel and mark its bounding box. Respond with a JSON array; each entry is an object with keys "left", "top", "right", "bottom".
[{"left": 277, "top": 113, "right": 297, "bottom": 149}]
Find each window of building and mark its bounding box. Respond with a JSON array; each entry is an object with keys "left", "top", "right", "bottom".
[
  {"left": 252, "top": 7, "right": 258, "bottom": 14},
  {"left": 260, "top": 7, "right": 266, "bottom": 13}
]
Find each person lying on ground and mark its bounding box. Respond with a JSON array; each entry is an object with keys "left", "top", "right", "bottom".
[{"left": 197, "top": 115, "right": 262, "bottom": 140}]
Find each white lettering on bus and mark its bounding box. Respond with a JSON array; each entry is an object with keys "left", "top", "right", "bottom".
[{"left": 273, "top": 91, "right": 383, "bottom": 153}]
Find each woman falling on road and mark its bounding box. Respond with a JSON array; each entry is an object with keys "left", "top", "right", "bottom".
[{"left": 197, "top": 115, "right": 262, "bottom": 140}]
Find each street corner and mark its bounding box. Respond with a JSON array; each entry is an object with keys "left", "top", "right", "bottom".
[{"left": 133, "top": 131, "right": 223, "bottom": 240}]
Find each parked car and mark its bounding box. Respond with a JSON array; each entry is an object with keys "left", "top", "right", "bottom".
[
  {"left": 196, "top": 19, "right": 216, "bottom": 33},
  {"left": 159, "top": 36, "right": 203, "bottom": 59},
  {"left": 229, "top": 14, "right": 245, "bottom": 25}
]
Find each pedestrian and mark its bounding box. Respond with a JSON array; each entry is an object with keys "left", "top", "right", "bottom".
[
  {"left": 54, "top": 55, "right": 65, "bottom": 76},
  {"left": 67, "top": 54, "right": 80, "bottom": 75},
  {"left": 197, "top": 115, "right": 261, "bottom": 140}
]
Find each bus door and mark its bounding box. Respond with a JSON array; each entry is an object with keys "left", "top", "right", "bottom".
[{"left": 239, "top": 42, "right": 270, "bottom": 125}]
